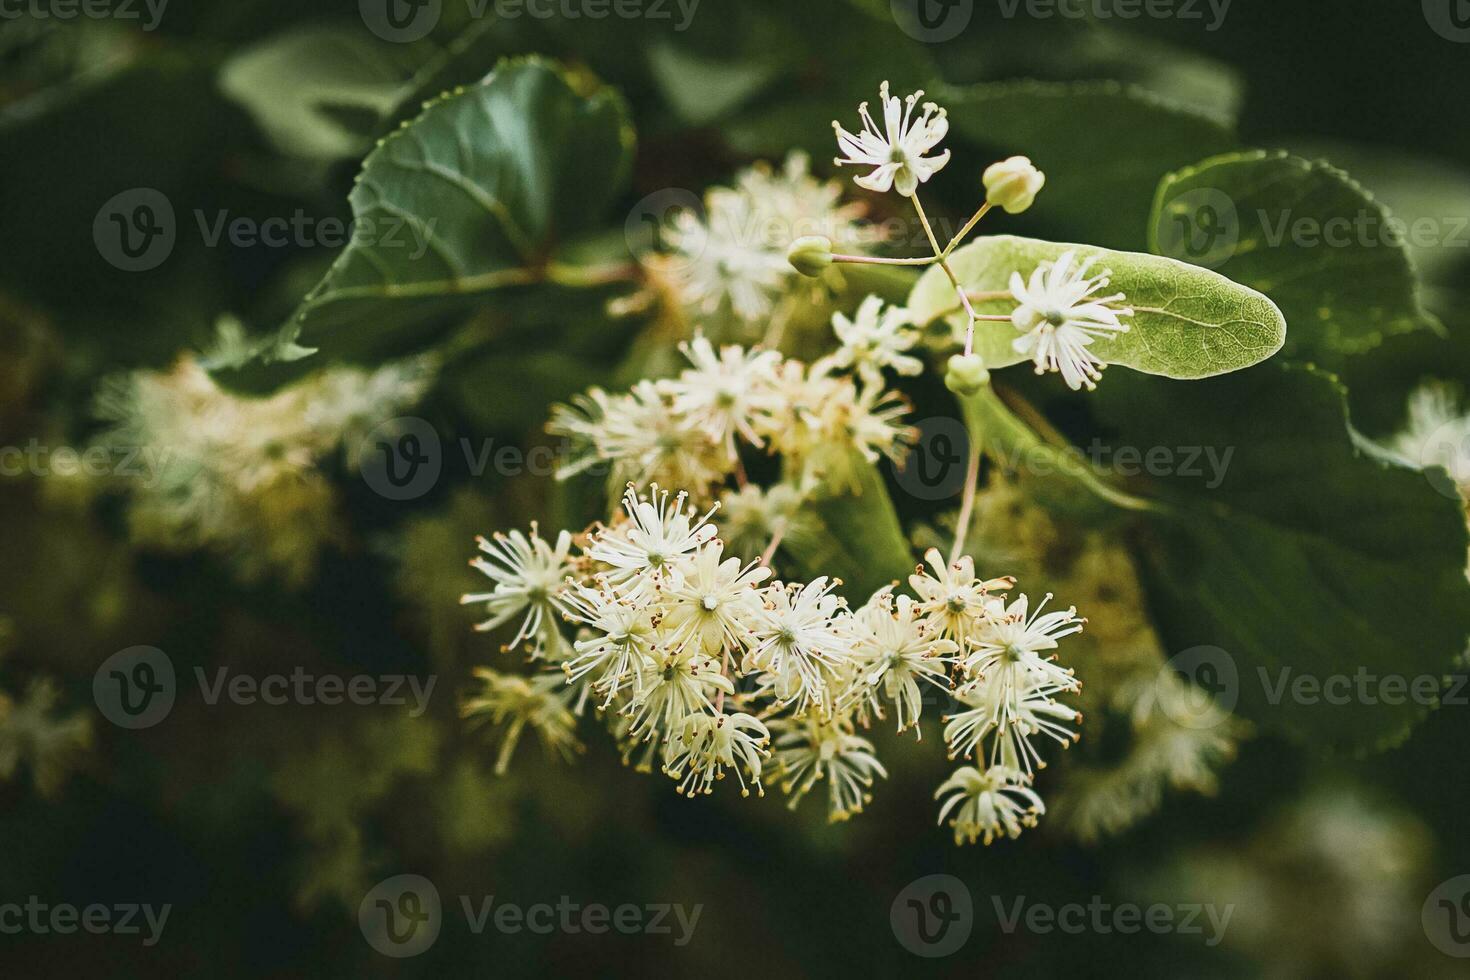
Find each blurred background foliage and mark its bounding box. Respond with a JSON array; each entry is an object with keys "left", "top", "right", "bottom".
[{"left": 2, "top": 0, "right": 1469, "bottom": 976}]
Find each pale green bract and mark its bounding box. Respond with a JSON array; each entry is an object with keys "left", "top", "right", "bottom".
[{"left": 907, "top": 234, "right": 1286, "bottom": 380}]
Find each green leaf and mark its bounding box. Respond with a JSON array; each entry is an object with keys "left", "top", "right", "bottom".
[
  {"left": 939, "top": 81, "right": 1236, "bottom": 250},
  {"left": 219, "top": 26, "right": 414, "bottom": 161},
  {"left": 1150, "top": 151, "right": 1441, "bottom": 365},
  {"left": 645, "top": 40, "right": 777, "bottom": 126},
  {"left": 1094, "top": 363, "right": 1470, "bottom": 751},
  {"left": 790, "top": 458, "right": 914, "bottom": 602},
  {"left": 216, "top": 57, "right": 635, "bottom": 387},
  {"left": 907, "top": 234, "right": 1285, "bottom": 380}
]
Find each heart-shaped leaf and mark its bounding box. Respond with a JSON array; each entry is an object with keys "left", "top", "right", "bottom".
[
  {"left": 907, "top": 234, "right": 1285, "bottom": 380},
  {"left": 1094, "top": 363, "right": 1470, "bottom": 751},
  {"left": 939, "top": 80, "right": 1236, "bottom": 250},
  {"left": 1150, "top": 151, "right": 1441, "bottom": 365},
  {"left": 215, "top": 57, "right": 635, "bottom": 387}
]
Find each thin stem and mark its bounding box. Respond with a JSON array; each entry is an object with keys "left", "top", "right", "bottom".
[
  {"left": 759, "top": 520, "right": 787, "bottom": 568},
  {"left": 831, "top": 252, "right": 937, "bottom": 267},
  {"left": 912, "top": 193, "right": 981, "bottom": 355},
  {"left": 943, "top": 201, "right": 992, "bottom": 257},
  {"left": 948, "top": 437, "right": 981, "bottom": 566},
  {"left": 974, "top": 314, "right": 1013, "bottom": 322}
]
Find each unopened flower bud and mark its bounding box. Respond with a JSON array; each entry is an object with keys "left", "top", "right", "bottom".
[
  {"left": 983, "top": 156, "right": 1046, "bottom": 215},
  {"left": 945, "top": 354, "right": 990, "bottom": 396},
  {"left": 787, "top": 235, "right": 833, "bottom": 277}
]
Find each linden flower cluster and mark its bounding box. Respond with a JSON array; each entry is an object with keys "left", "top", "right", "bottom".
[
  {"left": 94, "top": 352, "right": 434, "bottom": 585},
  {"left": 460, "top": 486, "right": 1085, "bottom": 844},
  {"left": 789, "top": 82, "right": 1136, "bottom": 391},
  {"left": 646, "top": 151, "right": 873, "bottom": 324},
  {"left": 549, "top": 329, "right": 915, "bottom": 501}
]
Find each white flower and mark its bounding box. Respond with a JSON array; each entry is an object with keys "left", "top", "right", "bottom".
[
  {"left": 548, "top": 383, "right": 729, "bottom": 493},
  {"left": 745, "top": 577, "right": 853, "bottom": 713},
  {"left": 965, "top": 592, "right": 1083, "bottom": 694},
  {"left": 661, "top": 336, "right": 783, "bottom": 459},
  {"left": 460, "top": 526, "right": 574, "bottom": 655},
  {"left": 661, "top": 540, "right": 770, "bottom": 656},
  {"left": 846, "top": 591, "right": 958, "bottom": 737},
  {"left": 664, "top": 188, "right": 790, "bottom": 320},
  {"left": 935, "top": 764, "right": 1045, "bottom": 845},
  {"left": 623, "top": 644, "right": 731, "bottom": 744},
  {"left": 590, "top": 484, "right": 719, "bottom": 588},
  {"left": 662, "top": 711, "right": 770, "bottom": 798},
  {"left": 909, "top": 548, "right": 1011, "bottom": 643},
  {"left": 833, "top": 81, "right": 951, "bottom": 197},
  {"left": 461, "top": 669, "right": 583, "bottom": 775},
  {"left": 560, "top": 585, "right": 659, "bottom": 708},
  {"left": 822, "top": 295, "right": 923, "bottom": 383},
  {"left": 1388, "top": 381, "right": 1470, "bottom": 496},
  {"left": 1009, "top": 250, "right": 1133, "bottom": 391},
  {"left": 944, "top": 671, "right": 1080, "bottom": 774},
  {"left": 770, "top": 712, "right": 887, "bottom": 821}
]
